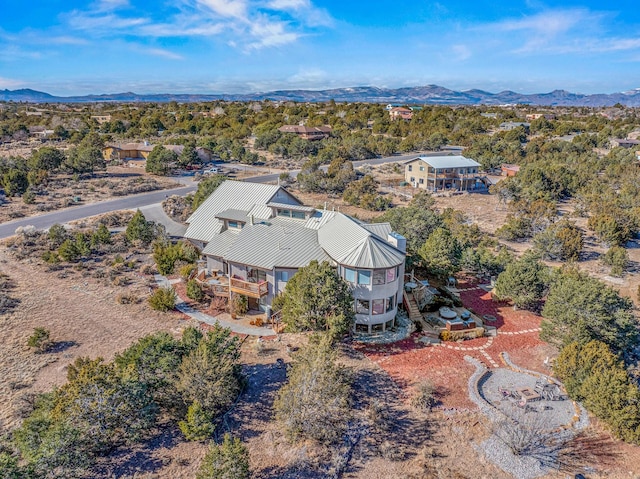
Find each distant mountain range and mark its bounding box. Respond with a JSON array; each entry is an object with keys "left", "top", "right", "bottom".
[{"left": 2, "top": 85, "right": 640, "bottom": 106}]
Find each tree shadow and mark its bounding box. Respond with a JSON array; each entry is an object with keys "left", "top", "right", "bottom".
[
  {"left": 94, "top": 425, "right": 182, "bottom": 477},
  {"left": 225, "top": 361, "right": 288, "bottom": 440},
  {"left": 48, "top": 340, "right": 78, "bottom": 354}
]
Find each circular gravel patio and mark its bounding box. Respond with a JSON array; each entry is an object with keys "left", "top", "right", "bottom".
[{"left": 479, "top": 368, "right": 578, "bottom": 430}]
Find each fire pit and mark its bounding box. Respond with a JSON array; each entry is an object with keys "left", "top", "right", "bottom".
[{"left": 439, "top": 307, "right": 458, "bottom": 319}]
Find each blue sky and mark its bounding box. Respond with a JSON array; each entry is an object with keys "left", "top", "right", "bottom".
[{"left": 1, "top": 0, "right": 639, "bottom": 96}]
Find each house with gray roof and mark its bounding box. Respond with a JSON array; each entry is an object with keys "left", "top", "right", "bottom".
[
  {"left": 184, "top": 180, "right": 407, "bottom": 333},
  {"left": 404, "top": 156, "right": 483, "bottom": 192}
]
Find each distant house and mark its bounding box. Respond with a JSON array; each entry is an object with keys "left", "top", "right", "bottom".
[
  {"left": 610, "top": 138, "right": 640, "bottom": 149},
  {"left": 184, "top": 180, "right": 407, "bottom": 334},
  {"left": 278, "top": 125, "right": 331, "bottom": 140},
  {"left": 28, "top": 126, "right": 54, "bottom": 139},
  {"left": 91, "top": 115, "right": 112, "bottom": 124},
  {"left": 500, "top": 121, "right": 530, "bottom": 132},
  {"left": 525, "top": 113, "right": 555, "bottom": 121},
  {"left": 501, "top": 164, "right": 521, "bottom": 177},
  {"left": 389, "top": 107, "right": 413, "bottom": 121},
  {"left": 404, "top": 156, "right": 483, "bottom": 192},
  {"left": 164, "top": 145, "right": 215, "bottom": 162},
  {"left": 103, "top": 142, "right": 154, "bottom": 163}
]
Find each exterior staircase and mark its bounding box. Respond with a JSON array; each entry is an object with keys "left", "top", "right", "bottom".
[{"left": 403, "top": 290, "right": 423, "bottom": 323}]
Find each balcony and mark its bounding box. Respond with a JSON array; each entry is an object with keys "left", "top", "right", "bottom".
[
  {"left": 195, "top": 272, "right": 230, "bottom": 297},
  {"left": 230, "top": 277, "right": 268, "bottom": 298}
]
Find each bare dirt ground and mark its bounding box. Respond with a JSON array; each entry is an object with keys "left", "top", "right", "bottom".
[
  {"left": 0, "top": 166, "right": 181, "bottom": 223},
  {"left": 0, "top": 245, "right": 191, "bottom": 431}
]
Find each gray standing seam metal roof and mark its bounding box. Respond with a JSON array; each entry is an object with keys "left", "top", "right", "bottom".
[
  {"left": 215, "top": 209, "right": 250, "bottom": 222},
  {"left": 223, "top": 217, "right": 330, "bottom": 269},
  {"left": 361, "top": 222, "right": 392, "bottom": 240},
  {"left": 185, "top": 219, "right": 223, "bottom": 244},
  {"left": 202, "top": 228, "right": 240, "bottom": 258},
  {"left": 404, "top": 155, "right": 480, "bottom": 169},
  {"left": 185, "top": 180, "right": 282, "bottom": 242},
  {"left": 267, "top": 202, "right": 316, "bottom": 212},
  {"left": 186, "top": 180, "right": 406, "bottom": 270},
  {"left": 317, "top": 213, "right": 404, "bottom": 269}
]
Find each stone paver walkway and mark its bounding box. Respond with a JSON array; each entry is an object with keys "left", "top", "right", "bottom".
[
  {"left": 498, "top": 328, "right": 541, "bottom": 335},
  {"left": 154, "top": 274, "right": 274, "bottom": 336},
  {"left": 436, "top": 323, "right": 541, "bottom": 369}
]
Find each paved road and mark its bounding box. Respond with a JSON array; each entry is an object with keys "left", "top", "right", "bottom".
[
  {"left": 0, "top": 185, "right": 195, "bottom": 239},
  {"left": 244, "top": 151, "right": 433, "bottom": 183},
  {"left": 0, "top": 151, "right": 431, "bottom": 239}
]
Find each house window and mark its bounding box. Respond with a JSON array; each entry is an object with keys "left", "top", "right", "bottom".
[
  {"left": 228, "top": 221, "right": 240, "bottom": 229},
  {"left": 410, "top": 176, "right": 415, "bottom": 182},
  {"left": 291, "top": 211, "right": 305, "bottom": 219},
  {"left": 356, "top": 299, "right": 370, "bottom": 314},
  {"left": 419, "top": 178, "right": 424, "bottom": 184},
  {"left": 344, "top": 268, "right": 356, "bottom": 283},
  {"left": 372, "top": 299, "right": 385, "bottom": 315},
  {"left": 386, "top": 295, "right": 395, "bottom": 312},
  {"left": 408, "top": 165, "right": 413, "bottom": 171},
  {"left": 357, "top": 270, "right": 371, "bottom": 285},
  {"left": 419, "top": 165, "right": 425, "bottom": 171},
  {"left": 373, "top": 270, "right": 386, "bottom": 285},
  {"left": 276, "top": 271, "right": 290, "bottom": 282},
  {"left": 277, "top": 209, "right": 291, "bottom": 217},
  {"left": 386, "top": 267, "right": 396, "bottom": 283},
  {"left": 248, "top": 269, "right": 267, "bottom": 283}
]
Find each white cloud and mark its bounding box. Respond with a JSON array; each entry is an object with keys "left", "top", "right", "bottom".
[
  {"left": 451, "top": 44, "right": 471, "bottom": 61},
  {"left": 95, "top": 0, "right": 130, "bottom": 11},
  {"left": 197, "top": 0, "right": 248, "bottom": 19},
  {"left": 491, "top": 9, "right": 587, "bottom": 36},
  {"left": 49, "top": 36, "right": 90, "bottom": 45},
  {"left": 0, "top": 77, "right": 26, "bottom": 89},
  {"left": 66, "top": 11, "right": 149, "bottom": 32},
  {"left": 3, "top": 0, "right": 332, "bottom": 60},
  {"left": 139, "top": 47, "right": 184, "bottom": 60},
  {"left": 247, "top": 18, "right": 300, "bottom": 49},
  {"left": 287, "top": 67, "right": 327, "bottom": 85},
  {"left": 268, "top": 0, "right": 308, "bottom": 10},
  {"left": 265, "top": 0, "right": 333, "bottom": 27}
]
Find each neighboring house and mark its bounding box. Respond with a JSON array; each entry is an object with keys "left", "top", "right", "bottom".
[
  {"left": 610, "top": 138, "right": 640, "bottom": 149},
  {"left": 28, "top": 126, "right": 54, "bottom": 139},
  {"left": 184, "top": 180, "right": 407, "bottom": 333},
  {"left": 389, "top": 107, "right": 413, "bottom": 121},
  {"left": 278, "top": 125, "right": 332, "bottom": 140},
  {"left": 525, "top": 113, "right": 555, "bottom": 121},
  {"left": 499, "top": 121, "right": 530, "bottom": 132},
  {"left": 404, "top": 156, "right": 482, "bottom": 192},
  {"left": 103, "top": 142, "right": 154, "bottom": 162},
  {"left": 91, "top": 115, "right": 112, "bottom": 124},
  {"left": 501, "top": 164, "right": 521, "bottom": 177},
  {"left": 164, "top": 145, "right": 215, "bottom": 163}
]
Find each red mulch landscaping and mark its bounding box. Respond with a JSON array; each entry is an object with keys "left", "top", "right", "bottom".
[{"left": 356, "top": 284, "right": 551, "bottom": 410}]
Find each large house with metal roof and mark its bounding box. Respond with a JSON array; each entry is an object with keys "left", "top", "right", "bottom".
[
  {"left": 184, "top": 180, "right": 407, "bottom": 333},
  {"left": 404, "top": 156, "right": 483, "bottom": 192}
]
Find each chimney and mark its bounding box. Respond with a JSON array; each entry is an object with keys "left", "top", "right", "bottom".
[{"left": 387, "top": 232, "right": 407, "bottom": 253}]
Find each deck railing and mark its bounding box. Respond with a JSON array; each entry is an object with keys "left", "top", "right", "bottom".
[{"left": 230, "top": 277, "right": 268, "bottom": 298}]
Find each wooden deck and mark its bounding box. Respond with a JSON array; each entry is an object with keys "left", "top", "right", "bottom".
[{"left": 230, "top": 277, "right": 268, "bottom": 298}]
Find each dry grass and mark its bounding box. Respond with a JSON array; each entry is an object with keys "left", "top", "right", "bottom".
[
  {"left": 0, "top": 166, "right": 180, "bottom": 223},
  {"left": 0, "top": 246, "right": 190, "bottom": 431}
]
